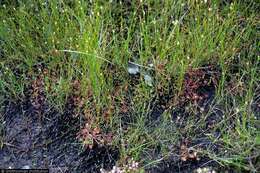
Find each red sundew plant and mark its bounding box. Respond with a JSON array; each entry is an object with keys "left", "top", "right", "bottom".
[
  {"left": 181, "top": 65, "right": 219, "bottom": 104},
  {"left": 77, "top": 123, "right": 113, "bottom": 149}
]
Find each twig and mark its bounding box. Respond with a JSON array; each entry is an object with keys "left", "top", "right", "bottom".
[
  {"left": 128, "top": 61, "right": 154, "bottom": 70},
  {"left": 59, "top": 49, "right": 114, "bottom": 65},
  {"left": 59, "top": 49, "right": 168, "bottom": 77}
]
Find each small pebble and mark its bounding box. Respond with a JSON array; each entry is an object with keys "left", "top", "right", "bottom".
[
  {"left": 22, "top": 165, "right": 30, "bottom": 169},
  {"left": 144, "top": 74, "right": 153, "bottom": 86},
  {"left": 127, "top": 63, "right": 139, "bottom": 75}
]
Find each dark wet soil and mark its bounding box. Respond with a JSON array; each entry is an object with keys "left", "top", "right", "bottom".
[
  {"left": 0, "top": 101, "right": 119, "bottom": 173},
  {"left": 148, "top": 157, "right": 216, "bottom": 173}
]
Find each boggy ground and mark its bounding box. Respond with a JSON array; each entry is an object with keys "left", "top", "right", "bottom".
[{"left": 0, "top": 1, "right": 259, "bottom": 173}]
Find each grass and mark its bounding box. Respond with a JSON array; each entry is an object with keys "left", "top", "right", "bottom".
[{"left": 0, "top": 0, "right": 259, "bottom": 172}]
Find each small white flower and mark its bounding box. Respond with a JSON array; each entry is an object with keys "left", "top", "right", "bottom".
[
  {"left": 172, "top": 20, "right": 179, "bottom": 26},
  {"left": 196, "top": 168, "right": 202, "bottom": 173}
]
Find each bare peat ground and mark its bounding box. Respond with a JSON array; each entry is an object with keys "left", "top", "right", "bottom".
[{"left": 0, "top": 101, "right": 119, "bottom": 173}]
